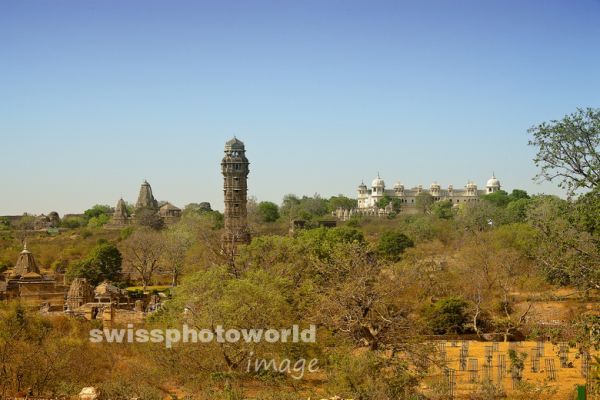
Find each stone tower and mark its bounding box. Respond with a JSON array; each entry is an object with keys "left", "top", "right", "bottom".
[
  {"left": 14, "top": 242, "right": 40, "bottom": 277},
  {"left": 221, "top": 137, "right": 250, "bottom": 257},
  {"left": 135, "top": 180, "right": 158, "bottom": 210},
  {"left": 109, "top": 197, "right": 130, "bottom": 226}
]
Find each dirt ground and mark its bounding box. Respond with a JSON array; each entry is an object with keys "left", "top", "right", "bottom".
[{"left": 422, "top": 340, "right": 596, "bottom": 399}]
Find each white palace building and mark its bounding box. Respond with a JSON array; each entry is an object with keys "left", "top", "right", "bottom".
[{"left": 334, "top": 174, "right": 501, "bottom": 219}]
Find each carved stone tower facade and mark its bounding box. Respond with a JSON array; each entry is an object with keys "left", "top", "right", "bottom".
[
  {"left": 221, "top": 137, "right": 250, "bottom": 256},
  {"left": 135, "top": 180, "right": 158, "bottom": 211}
]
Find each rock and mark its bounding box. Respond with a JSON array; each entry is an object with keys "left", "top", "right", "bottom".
[{"left": 79, "top": 387, "right": 99, "bottom": 400}]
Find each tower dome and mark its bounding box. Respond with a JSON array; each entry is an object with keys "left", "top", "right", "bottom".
[
  {"left": 371, "top": 174, "right": 385, "bottom": 188},
  {"left": 465, "top": 181, "right": 478, "bottom": 196},
  {"left": 486, "top": 174, "right": 500, "bottom": 188},
  {"left": 486, "top": 173, "right": 501, "bottom": 193},
  {"left": 394, "top": 182, "right": 404, "bottom": 190},
  {"left": 225, "top": 136, "right": 245, "bottom": 152}
]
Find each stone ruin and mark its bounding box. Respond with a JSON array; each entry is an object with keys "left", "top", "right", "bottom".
[{"left": 64, "top": 279, "right": 160, "bottom": 324}]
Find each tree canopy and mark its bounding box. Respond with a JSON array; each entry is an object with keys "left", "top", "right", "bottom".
[
  {"left": 377, "top": 231, "right": 414, "bottom": 261},
  {"left": 529, "top": 107, "right": 600, "bottom": 194},
  {"left": 256, "top": 201, "right": 280, "bottom": 223},
  {"left": 66, "top": 242, "right": 122, "bottom": 285}
]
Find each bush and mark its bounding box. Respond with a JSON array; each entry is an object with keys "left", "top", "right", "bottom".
[
  {"left": 65, "top": 243, "right": 122, "bottom": 285},
  {"left": 119, "top": 226, "right": 134, "bottom": 240},
  {"left": 256, "top": 201, "right": 280, "bottom": 223},
  {"left": 87, "top": 214, "right": 110, "bottom": 228},
  {"left": 426, "top": 296, "right": 469, "bottom": 334},
  {"left": 61, "top": 216, "right": 87, "bottom": 229},
  {"left": 84, "top": 204, "right": 112, "bottom": 220},
  {"left": 377, "top": 231, "right": 414, "bottom": 261},
  {"left": 326, "top": 350, "right": 421, "bottom": 399},
  {"left": 0, "top": 261, "right": 9, "bottom": 274}
]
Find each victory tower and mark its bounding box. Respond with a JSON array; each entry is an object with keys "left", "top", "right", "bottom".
[{"left": 221, "top": 137, "right": 250, "bottom": 257}]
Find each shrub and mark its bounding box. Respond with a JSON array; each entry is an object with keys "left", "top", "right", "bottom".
[
  {"left": 377, "top": 231, "right": 414, "bottom": 261},
  {"left": 426, "top": 296, "right": 469, "bottom": 334}
]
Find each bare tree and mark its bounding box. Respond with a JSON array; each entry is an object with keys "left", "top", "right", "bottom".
[
  {"left": 121, "top": 228, "right": 165, "bottom": 291},
  {"left": 163, "top": 224, "right": 193, "bottom": 287}
]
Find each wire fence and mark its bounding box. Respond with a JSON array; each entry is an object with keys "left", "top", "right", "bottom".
[{"left": 426, "top": 340, "right": 595, "bottom": 399}]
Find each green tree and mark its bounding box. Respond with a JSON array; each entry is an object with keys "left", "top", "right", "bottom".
[
  {"left": 165, "top": 266, "right": 295, "bottom": 373},
  {"left": 575, "top": 187, "right": 600, "bottom": 235},
  {"left": 526, "top": 195, "right": 600, "bottom": 289},
  {"left": 280, "top": 193, "right": 329, "bottom": 221},
  {"left": 163, "top": 224, "right": 193, "bottom": 287},
  {"left": 482, "top": 190, "right": 510, "bottom": 207},
  {"left": 426, "top": 296, "right": 469, "bottom": 334},
  {"left": 203, "top": 210, "right": 224, "bottom": 229},
  {"left": 89, "top": 243, "right": 123, "bottom": 283},
  {"left": 509, "top": 189, "right": 530, "bottom": 201},
  {"left": 0, "top": 217, "right": 10, "bottom": 230},
  {"left": 84, "top": 204, "right": 112, "bottom": 220},
  {"left": 415, "top": 192, "right": 434, "bottom": 214},
  {"left": 256, "top": 201, "right": 280, "bottom": 222},
  {"left": 87, "top": 214, "right": 110, "bottom": 228},
  {"left": 375, "top": 194, "right": 402, "bottom": 213},
  {"left": 301, "top": 194, "right": 329, "bottom": 217},
  {"left": 377, "top": 231, "right": 414, "bottom": 262},
  {"left": 482, "top": 189, "right": 529, "bottom": 211},
  {"left": 182, "top": 202, "right": 212, "bottom": 216},
  {"left": 280, "top": 194, "right": 302, "bottom": 220},
  {"left": 506, "top": 198, "right": 531, "bottom": 223},
  {"left": 431, "top": 199, "right": 454, "bottom": 219},
  {"left": 66, "top": 243, "right": 122, "bottom": 285},
  {"left": 60, "top": 216, "right": 87, "bottom": 229},
  {"left": 457, "top": 201, "right": 506, "bottom": 231},
  {"left": 17, "top": 214, "right": 36, "bottom": 230},
  {"left": 508, "top": 349, "right": 527, "bottom": 383},
  {"left": 528, "top": 107, "right": 600, "bottom": 194},
  {"left": 297, "top": 226, "right": 365, "bottom": 260},
  {"left": 327, "top": 195, "right": 357, "bottom": 212}
]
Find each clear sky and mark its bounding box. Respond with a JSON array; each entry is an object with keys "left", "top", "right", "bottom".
[{"left": 1, "top": 0, "right": 599, "bottom": 215}]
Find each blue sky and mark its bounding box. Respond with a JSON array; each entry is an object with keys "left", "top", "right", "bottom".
[{"left": 1, "top": 0, "right": 599, "bottom": 215}]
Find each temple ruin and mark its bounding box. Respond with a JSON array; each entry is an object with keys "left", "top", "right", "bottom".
[{"left": 0, "top": 243, "right": 69, "bottom": 307}]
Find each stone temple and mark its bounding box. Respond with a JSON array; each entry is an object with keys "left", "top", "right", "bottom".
[
  {"left": 106, "top": 180, "right": 182, "bottom": 228},
  {"left": 221, "top": 137, "right": 250, "bottom": 257},
  {"left": 135, "top": 180, "right": 159, "bottom": 210},
  {"left": 0, "top": 242, "right": 68, "bottom": 306}
]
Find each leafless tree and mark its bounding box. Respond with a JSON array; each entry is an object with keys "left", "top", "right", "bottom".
[
  {"left": 121, "top": 228, "right": 165, "bottom": 291},
  {"left": 163, "top": 224, "right": 193, "bottom": 287}
]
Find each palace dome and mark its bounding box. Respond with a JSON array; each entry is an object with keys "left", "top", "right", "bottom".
[
  {"left": 372, "top": 175, "right": 385, "bottom": 188},
  {"left": 486, "top": 174, "right": 500, "bottom": 188}
]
